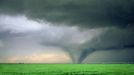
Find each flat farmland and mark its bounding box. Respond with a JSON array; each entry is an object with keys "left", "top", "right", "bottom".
[{"left": 0, "top": 64, "right": 134, "bottom": 75}]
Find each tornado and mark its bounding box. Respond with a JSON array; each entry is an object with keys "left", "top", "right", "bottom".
[
  {"left": 41, "top": 39, "right": 134, "bottom": 64},
  {"left": 76, "top": 44, "right": 134, "bottom": 64}
]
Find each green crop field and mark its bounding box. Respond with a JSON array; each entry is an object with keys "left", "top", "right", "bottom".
[{"left": 0, "top": 64, "right": 134, "bottom": 75}]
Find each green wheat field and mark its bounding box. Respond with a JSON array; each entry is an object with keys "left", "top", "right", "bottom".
[{"left": 0, "top": 64, "right": 134, "bottom": 75}]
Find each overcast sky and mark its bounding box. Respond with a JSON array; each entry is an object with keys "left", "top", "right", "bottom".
[{"left": 0, "top": 0, "right": 134, "bottom": 63}]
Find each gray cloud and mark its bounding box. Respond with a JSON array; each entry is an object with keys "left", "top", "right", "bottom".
[
  {"left": 83, "top": 27, "right": 134, "bottom": 49},
  {"left": 0, "top": 31, "right": 11, "bottom": 40},
  {"left": 0, "top": 0, "right": 134, "bottom": 63},
  {"left": 84, "top": 49, "right": 134, "bottom": 63},
  {"left": 0, "top": 0, "right": 134, "bottom": 28},
  {"left": 77, "top": 26, "right": 134, "bottom": 63},
  {"left": 0, "top": 14, "right": 101, "bottom": 63}
]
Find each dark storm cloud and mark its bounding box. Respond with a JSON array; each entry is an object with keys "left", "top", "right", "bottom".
[
  {"left": 0, "top": 0, "right": 134, "bottom": 28},
  {"left": 0, "top": 0, "right": 24, "bottom": 14},
  {"left": 0, "top": 0, "right": 134, "bottom": 63}
]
